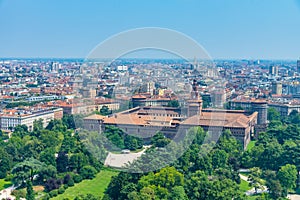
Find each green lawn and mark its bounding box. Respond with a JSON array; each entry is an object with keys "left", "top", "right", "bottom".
[
  {"left": 246, "top": 141, "right": 257, "bottom": 151},
  {"left": 239, "top": 179, "right": 251, "bottom": 192},
  {"left": 0, "top": 179, "right": 12, "bottom": 190},
  {"left": 51, "top": 169, "right": 119, "bottom": 200}
]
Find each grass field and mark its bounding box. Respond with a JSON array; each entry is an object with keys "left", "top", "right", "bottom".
[
  {"left": 239, "top": 179, "right": 251, "bottom": 192},
  {"left": 51, "top": 169, "right": 119, "bottom": 200},
  {"left": 246, "top": 141, "right": 257, "bottom": 151},
  {"left": 0, "top": 179, "right": 12, "bottom": 191}
]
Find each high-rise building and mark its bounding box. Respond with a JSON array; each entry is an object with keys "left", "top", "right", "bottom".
[
  {"left": 272, "top": 82, "right": 282, "bottom": 95},
  {"left": 297, "top": 59, "right": 300, "bottom": 73},
  {"left": 142, "top": 82, "right": 155, "bottom": 95},
  {"left": 269, "top": 65, "right": 278, "bottom": 76}
]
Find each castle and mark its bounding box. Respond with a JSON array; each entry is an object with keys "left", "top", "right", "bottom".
[{"left": 84, "top": 80, "right": 258, "bottom": 149}]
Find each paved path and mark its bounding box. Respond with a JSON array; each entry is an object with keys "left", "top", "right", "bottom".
[
  {"left": 288, "top": 194, "right": 300, "bottom": 200},
  {"left": 0, "top": 185, "right": 25, "bottom": 200},
  {"left": 239, "top": 174, "right": 268, "bottom": 196},
  {"left": 104, "top": 146, "right": 150, "bottom": 168}
]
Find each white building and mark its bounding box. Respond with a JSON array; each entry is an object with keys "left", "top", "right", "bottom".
[{"left": 0, "top": 108, "right": 63, "bottom": 131}]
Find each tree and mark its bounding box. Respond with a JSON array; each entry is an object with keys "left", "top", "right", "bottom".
[
  {"left": 62, "top": 115, "right": 76, "bottom": 129},
  {"left": 40, "top": 148, "right": 56, "bottom": 167},
  {"left": 168, "top": 186, "right": 188, "bottom": 200},
  {"left": 0, "top": 148, "right": 13, "bottom": 178},
  {"left": 12, "top": 158, "right": 46, "bottom": 186},
  {"left": 37, "top": 165, "right": 57, "bottom": 184},
  {"left": 13, "top": 125, "right": 29, "bottom": 138},
  {"left": 46, "top": 119, "right": 67, "bottom": 132},
  {"left": 124, "top": 135, "right": 143, "bottom": 150},
  {"left": 40, "top": 130, "right": 64, "bottom": 151},
  {"left": 44, "top": 178, "right": 62, "bottom": 192},
  {"left": 257, "top": 139, "right": 283, "bottom": 170},
  {"left": 268, "top": 108, "right": 281, "bottom": 121},
  {"left": 119, "top": 183, "right": 137, "bottom": 200},
  {"left": 79, "top": 165, "right": 97, "bottom": 179},
  {"left": 151, "top": 132, "right": 171, "bottom": 148},
  {"left": 211, "top": 149, "right": 228, "bottom": 169},
  {"left": 69, "top": 153, "right": 88, "bottom": 172},
  {"left": 247, "top": 167, "right": 264, "bottom": 194},
  {"left": 26, "top": 180, "right": 35, "bottom": 200},
  {"left": 105, "top": 172, "right": 140, "bottom": 200},
  {"left": 278, "top": 164, "right": 298, "bottom": 191},
  {"left": 100, "top": 106, "right": 111, "bottom": 116},
  {"left": 56, "top": 151, "right": 69, "bottom": 173},
  {"left": 33, "top": 118, "right": 44, "bottom": 132},
  {"left": 167, "top": 100, "right": 179, "bottom": 108}
]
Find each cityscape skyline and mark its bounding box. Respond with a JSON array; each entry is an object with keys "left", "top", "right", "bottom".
[{"left": 1, "top": 0, "right": 300, "bottom": 59}]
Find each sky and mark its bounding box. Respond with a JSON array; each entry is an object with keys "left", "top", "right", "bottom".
[{"left": 0, "top": 0, "right": 300, "bottom": 59}]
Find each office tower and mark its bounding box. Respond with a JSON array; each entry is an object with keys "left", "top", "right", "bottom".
[
  {"left": 269, "top": 65, "right": 278, "bottom": 76},
  {"left": 297, "top": 59, "right": 300, "bottom": 73},
  {"left": 272, "top": 82, "right": 282, "bottom": 95}
]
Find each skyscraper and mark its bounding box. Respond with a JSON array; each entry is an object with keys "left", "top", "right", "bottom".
[
  {"left": 297, "top": 59, "right": 300, "bottom": 73},
  {"left": 272, "top": 82, "right": 282, "bottom": 95},
  {"left": 269, "top": 65, "right": 278, "bottom": 76}
]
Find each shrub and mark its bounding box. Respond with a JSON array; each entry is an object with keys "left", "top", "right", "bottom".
[
  {"left": 45, "top": 178, "right": 62, "bottom": 192},
  {"left": 49, "top": 189, "right": 58, "bottom": 197},
  {"left": 4, "top": 174, "right": 13, "bottom": 181},
  {"left": 63, "top": 173, "right": 75, "bottom": 186},
  {"left": 58, "top": 187, "right": 65, "bottom": 194},
  {"left": 63, "top": 184, "right": 69, "bottom": 189},
  {"left": 73, "top": 174, "right": 82, "bottom": 183},
  {"left": 79, "top": 166, "right": 97, "bottom": 179},
  {"left": 68, "top": 177, "right": 75, "bottom": 186}
]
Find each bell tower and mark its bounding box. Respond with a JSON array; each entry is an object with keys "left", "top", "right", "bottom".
[{"left": 188, "top": 79, "right": 202, "bottom": 117}]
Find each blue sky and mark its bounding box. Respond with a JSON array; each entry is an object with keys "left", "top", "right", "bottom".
[{"left": 0, "top": 0, "right": 300, "bottom": 59}]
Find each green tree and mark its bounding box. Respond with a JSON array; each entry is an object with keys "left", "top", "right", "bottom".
[
  {"left": 138, "top": 167, "right": 184, "bottom": 190},
  {"left": 37, "top": 165, "right": 57, "bottom": 183},
  {"left": 247, "top": 167, "right": 264, "bottom": 194},
  {"left": 69, "top": 153, "right": 88, "bottom": 172},
  {"left": 151, "top": 132, "right": 171, "bottom": 148},
  {"left": 278, "top": 164, "right": 298, "bottom": 191},
  {"left": 12, "top": 158, "right": 46, "bottom": 186},
  {"left": 268, "top": 108, "right": 281, "bottom": 121},
  {"left": 0, "top": 148, "right": 13, "bottom": 178},
  {"left": 168, "top": 186, "right": 188, "bottom": 200},
  {"left": 33, "top": 118, "right": 44, "bottom": 132},
  {"left": 167, "top": 100, "right": 179, "bottom": 107},
  {"left": 40, "top": 148, "right": 56, "bottom": 167},
  {"left": 185, "top": 171, "right": 210, "bottom": 200},
  {"left": 100, "top": 106, "right": 111, "bottom": 116},
  {"left": 79, "top": 165, "right": 97, "bottom": 179},
  {"left": 212, "top": 149, "right": 228, "bottom": 169},
  {"left": 46, "top": 119, "right": 67, "bottom": 132},
  {"left": 56, "top": 151, "right": 69, "bottom": 173},
  {"left": 26, "top": 180, "right": 35, "bottom": 200},
  {"left": 40, "top": 130, "right": 64, "bottom": 151},
  {"left": 105, "top": 172, "right": 140, "bottom": 200}
]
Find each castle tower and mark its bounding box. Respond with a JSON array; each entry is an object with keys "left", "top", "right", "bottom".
[
  {"left": 251, "top": 101, "right": 268, "bottom": 125},
  {"left": 188, "top": 79, "right": 203, "bottom": 117}
]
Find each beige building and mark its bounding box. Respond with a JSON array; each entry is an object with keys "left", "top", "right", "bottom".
[
  {"left": 84, "top": 81, "right": 258, "bottom": 149},
  {"left": 84, "top": 107, "right": 257, "bottom": 150},
  {"left": 272, "top": 82, "right": 282, "bottom": 95},
  {"left": 0, "top": 108, "right": 63, "bottom": 131}
]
